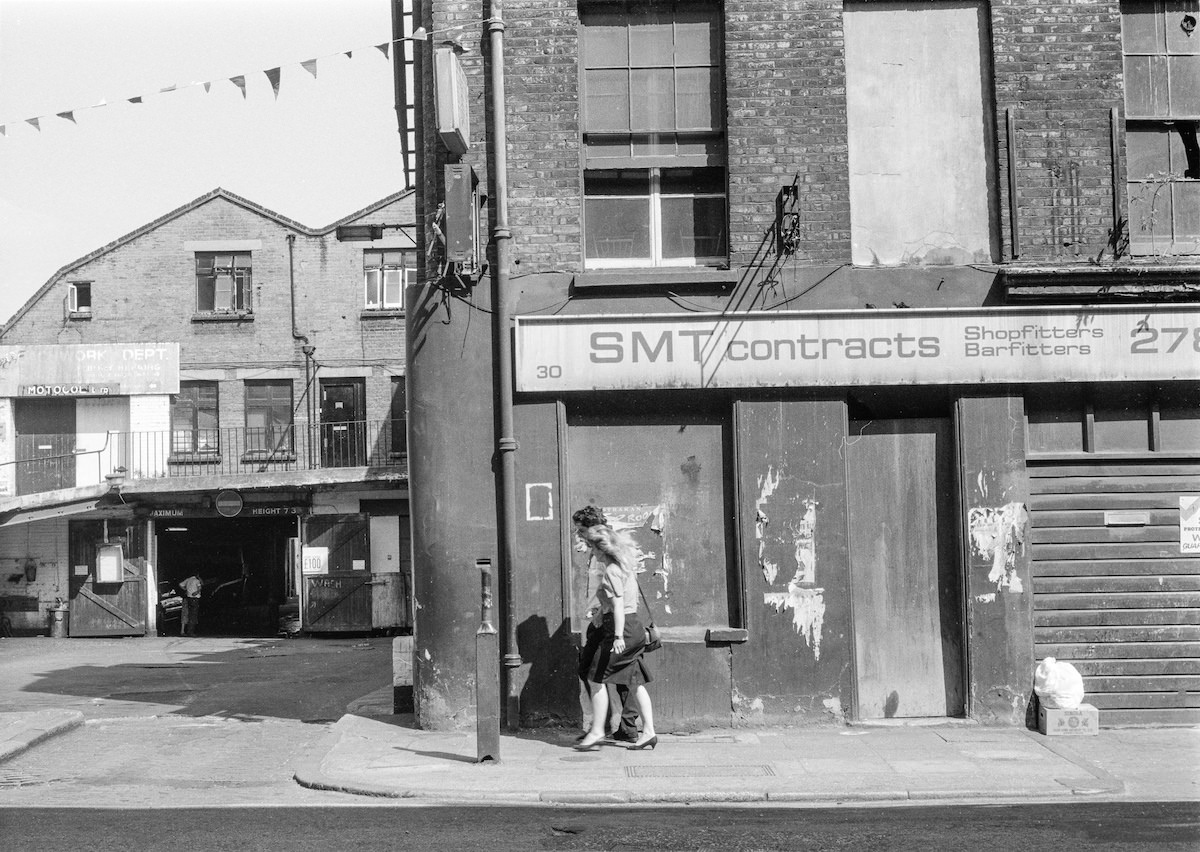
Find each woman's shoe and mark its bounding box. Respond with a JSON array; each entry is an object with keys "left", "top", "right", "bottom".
[
  {"left": 628, "top": 735, "right": 658, "bottom": 751},
  {"left": 574, "top": 731, "right": 604, "bottom": 751}
]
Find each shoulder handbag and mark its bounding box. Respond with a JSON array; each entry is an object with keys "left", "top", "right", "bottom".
[{"left": 638, "top": 583, "right": 662, "bottom": 652}]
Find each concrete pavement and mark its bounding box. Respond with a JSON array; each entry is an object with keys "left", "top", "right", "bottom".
[
  {"left": 1, "top": 636, "right": 1197, "bottom": 807},
  {"left": 291, "top": 711, "right": 1200, "bottom": 805}
]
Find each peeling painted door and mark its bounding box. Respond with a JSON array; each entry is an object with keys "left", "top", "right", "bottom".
[{"left": 847, "top": 418, "right": 964, "bottom": 719}]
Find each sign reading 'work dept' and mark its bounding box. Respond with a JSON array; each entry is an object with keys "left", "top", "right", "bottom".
[
  {"left": 0, "top": 343, "right": 179, "bottom": 397},
  {"left": 514, "top": 305, "right": 1200, "bottom": 391}
]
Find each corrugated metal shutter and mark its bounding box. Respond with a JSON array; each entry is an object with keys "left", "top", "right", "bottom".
[{"left": 1028, "top": 460, "right": 1200, "bottom": 725}]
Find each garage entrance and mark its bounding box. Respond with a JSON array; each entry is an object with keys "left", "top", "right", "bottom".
[{"left": 154, "top": 516, "right": 296, "bottom": 637}]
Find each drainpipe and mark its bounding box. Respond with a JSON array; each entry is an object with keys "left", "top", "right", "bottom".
[
  {"left": 488, "top": 2, "right": 521, "bottom": 730},
  {"left": 286, "top": 233, "right": 317, "bottom": 466}
]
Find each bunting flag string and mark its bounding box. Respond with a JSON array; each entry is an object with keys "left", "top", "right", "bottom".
[{"left": 0, "top": 20, "right": 479, "bottom": 139}]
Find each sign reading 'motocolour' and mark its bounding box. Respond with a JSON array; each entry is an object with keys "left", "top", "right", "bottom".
[
  {"left": 0, "top": 343, "right": 179, "bottom": 397},
  {"left": 515, "top": 305, "right": 1200, "bottom": 391}
]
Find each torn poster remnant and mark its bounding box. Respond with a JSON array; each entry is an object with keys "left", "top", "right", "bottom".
[
  {"left": 755, "top": 467, "right": 781, "bottom": 583},
  {"left": 764, "top": 584, "right": 825, "bottom": 659},
  {"left": 968, "top": 502, "right": 1028, "bottom": 593},
  {"left": 790, "top": 498, "right": 817, "bottom": 585}
]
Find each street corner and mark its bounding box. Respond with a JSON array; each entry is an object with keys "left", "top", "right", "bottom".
[{"left": 0, "top": 710, "right": 85, "bottom": 764}]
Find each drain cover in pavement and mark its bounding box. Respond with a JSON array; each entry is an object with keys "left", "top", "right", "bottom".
[{"left": 626, "top": 765, "right": 775, "bottom": 778}]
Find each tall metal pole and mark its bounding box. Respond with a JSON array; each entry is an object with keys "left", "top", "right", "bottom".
[{"left": 487, "top": 1, "right": 521, "bottom": 730}]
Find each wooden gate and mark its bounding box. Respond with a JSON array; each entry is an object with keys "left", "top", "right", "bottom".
[
  {"left": 846, "top": 418, "right": 964, "bottom": 719},
  {"left": 303, "top": 515, "right": 373, "bottom": 631},
  {"left": 69, "top": 557, "right": 148, "bottom": 637},
  {"left": 304, "top": 574, "right": 373, "bottom": 631}
]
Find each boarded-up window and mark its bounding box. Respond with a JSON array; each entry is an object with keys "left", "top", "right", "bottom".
[
  {"left": 844, "top": 1, "right": 998, "bottom": 266},
  {"left": 567, "top": 401, "right": 737, "bottom": 631}
]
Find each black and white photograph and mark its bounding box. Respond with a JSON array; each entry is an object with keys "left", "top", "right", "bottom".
[{"left": 0, "top": 1, "right": 1197, "bottom": 849}]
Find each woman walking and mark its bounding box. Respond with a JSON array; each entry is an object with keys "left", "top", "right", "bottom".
[{"left": 574, "top": 520, "right": 658, "bottom": 752}]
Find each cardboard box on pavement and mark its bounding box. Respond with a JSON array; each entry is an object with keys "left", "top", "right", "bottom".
[{"left": 1038, "top": 702, "right": 1099, "bottom": 736}]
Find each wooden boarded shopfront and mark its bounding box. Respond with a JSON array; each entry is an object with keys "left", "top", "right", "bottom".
[{"left": 1026, "top": 384, "right": 1200, "bottom": 725}]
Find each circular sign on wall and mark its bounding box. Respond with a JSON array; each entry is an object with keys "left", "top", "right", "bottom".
[{"left": 215, "top": 490, "right": 243, "bottom": 518}]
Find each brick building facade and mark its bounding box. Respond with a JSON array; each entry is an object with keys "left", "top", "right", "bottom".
[
  {"left": 0, "top": 188, "right": 415, "bottom": 640},
  {"left": 407, "top": 1, "right": 1199, "bottom": 730}
]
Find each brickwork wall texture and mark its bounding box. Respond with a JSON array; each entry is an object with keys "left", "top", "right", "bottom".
[
  {"left": 2, "top": 191, "right": 413, "bottom": 436},
  {"left": 420, "top": 0, "right": 1135, "bottom": 277}
]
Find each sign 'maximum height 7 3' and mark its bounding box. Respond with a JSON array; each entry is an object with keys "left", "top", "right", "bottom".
[{"left": 515, "top": 305, "right": 1200, "bottom": 391}]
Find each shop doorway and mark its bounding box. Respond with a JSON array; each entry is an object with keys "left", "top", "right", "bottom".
[{"left": 846, "top": 417, "right": 965, "bottom": 719}]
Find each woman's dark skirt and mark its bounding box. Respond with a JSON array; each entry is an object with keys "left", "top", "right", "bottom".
[{"left": 585, "top": 611, "right": 653, "bottom": 687}]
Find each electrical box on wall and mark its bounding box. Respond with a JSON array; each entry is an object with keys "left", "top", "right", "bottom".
[
  {"left": 434, "top": 47, "right": 470, "bottom": 155},
  {"left": 444, "top": 164, "right": 479, "bottom": 269}
]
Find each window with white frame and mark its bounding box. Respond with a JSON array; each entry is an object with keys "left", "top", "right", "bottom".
[
  {"left": 580, "top": 1, "right": 727, "bottom": 269},
  {"left": 364, "top": 249, "right": 413, "bottom": 309},
  {"left": 196, "top": 252, "right": 252, "bottom": 313},
  {"left": 68, "top": 282, "right": 92, "bottom": 313},
  {"left": 1121, "top": 0, "right": 1200, "bottom": 255}
]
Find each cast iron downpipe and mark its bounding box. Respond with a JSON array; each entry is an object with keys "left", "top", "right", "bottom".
[
  {"left": 286, "top": 233, "right": 317, "bottom": 466},
  {"left": 488, "top": 2, "right": 522, "bottom": 730}
]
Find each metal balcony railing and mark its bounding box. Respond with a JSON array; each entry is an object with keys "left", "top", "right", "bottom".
[{"left": 3, "top": 419, "right": 408, "bottom": 498}]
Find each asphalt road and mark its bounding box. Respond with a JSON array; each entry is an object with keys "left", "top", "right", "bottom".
[{"left": 2, "top": 802, "right": 1198, "bottom": 852}]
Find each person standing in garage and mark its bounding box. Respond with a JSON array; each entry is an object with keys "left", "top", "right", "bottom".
[{"left": 180, "top": 573, "right": 202, "bottom": 637}]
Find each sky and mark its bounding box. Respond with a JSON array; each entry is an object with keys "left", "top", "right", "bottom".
[{"left": 0, "top": 0, "right": 408, "bottom": 325}]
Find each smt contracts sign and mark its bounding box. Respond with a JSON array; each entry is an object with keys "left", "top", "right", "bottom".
[{"left": 515, "top": 306, "right": 1200, "bottom": 391}]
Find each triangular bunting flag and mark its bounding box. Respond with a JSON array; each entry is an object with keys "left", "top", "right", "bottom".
[
  {"left": 128, "top": 96, "right": 143, "bottom": 104},
  {"left": 160, "top": 84, "right": 177, "bottom": 94},
  {"left": 230, "top": 75, "right": 247, "bottom": 98},
  {"left": 203, "top": 82, "right": 212, "bottom": 93},
  {"left": 26, "top": 117, "right": 40, "bottom": 131},
  {"left": 411, "top": 27, "right": 428, "bottom": 40},
  {"left": 57, "top": 111, "right": 76, "bottom": 124},
  {"left": 94, "top": 98, "right": 107, "bottom": 107},
  {"left": 301, "top": 59, "right": 318, "bottom": 79},
  {"left": 375, "top": 43, "right": 390, "bottom": 59},
  {"left": 0, "top": 126, "right": 6, "bottom": 138},
  {"left": 344, "top": 50, "right": 353, "bottom": 59},
  {"left": 265, "top": 67, "right": 281, "bottom": 99}
]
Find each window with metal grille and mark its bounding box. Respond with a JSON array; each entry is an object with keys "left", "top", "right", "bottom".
[
  {"left": 580, "top": 1, "right": 727, "bottom": 269},
  {"left": 1121, "top": 0, "right": 1200, "bottom": 255},
  {"left": 364, "top": 249, "right": 412, "bottom": 309},
  {"left": 196, "top": 252, "right": 252, "bottom": 312},
  {"left": 170, "top": 382, "right": 219, "bottom": 454}
]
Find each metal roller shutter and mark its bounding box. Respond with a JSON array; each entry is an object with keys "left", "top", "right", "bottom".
[{"left": 1028, "top": 459, "right": 1200, "bottom": 726}]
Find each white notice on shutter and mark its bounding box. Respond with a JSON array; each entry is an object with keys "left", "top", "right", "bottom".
[{"left": 1181, "top": 496, "right": 1200, "bottom": 555}]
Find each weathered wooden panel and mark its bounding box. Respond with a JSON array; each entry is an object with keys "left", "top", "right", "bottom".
[
  {"left": 1071, "top": 658, "right": 1200, "bottom": 677},
  {"left": 1103, "top": 707, "right": 1200, "bottom": 725},
  {"left": 1034, "top": 510, "right": 1184, "bottom": 527},
  {"left": 733, "top": 398, "right": 854, "bottom": 724},
  {"left": 304, "top": 574, "right": 371, "bottom": 631},
  {"left": 1033, "top": 493, "right": 1188, "bottom": 511},
  {"left": 1030, "top": 463, "right": 1200, "bottom": 478},
  {"left": 847, "top": 418, "right": 962, "bottom": 719},
  {"left": 1034, "top": 575, "right": 1200, "bottom": 593},
  {"left": 1036, "top": 608, "right": 1200, "bottom": 627},
  {"left": 959, "top": 394, "right": 1033, "bottom": 725},
  {"left": 1032, "top": 526, "right": 1179, "bottom": 544},
  {"left": 370, "top": 573, "right": 404, "bottom": 629},
  {"left": 1036, "top": 592, "right": 1200, "bottom": 609},
  {"left": 1088, "top": 692, "right": 1200, "bottom": 709},
  {"left": 1034, "top": 625, "right": 1200, "bottom": 643},
  {"left": 1030, "top": 477, "right": 1200, "bottom": 494},
  {"left": 69, "top": 558, "right": 147, "bottom": 638},
  {"left": 647, "top": 643, "right": 731, "bottom": 726},
  {"left": 1035, "top": 559, "right": 1200, "bottom": 577},
  {"left": 1084, "top": 675, "right": 1200, "bottom": 693},
  {"left": 1038, "top": 642, "right": 1200, "bottom": 659},
  {"left": 1033, "top": 542, "right": 1192, "bottom": 560}
]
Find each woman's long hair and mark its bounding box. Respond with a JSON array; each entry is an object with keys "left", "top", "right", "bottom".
[{"left": 582, "top": 524, "right": 642, "bottom": 576}]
